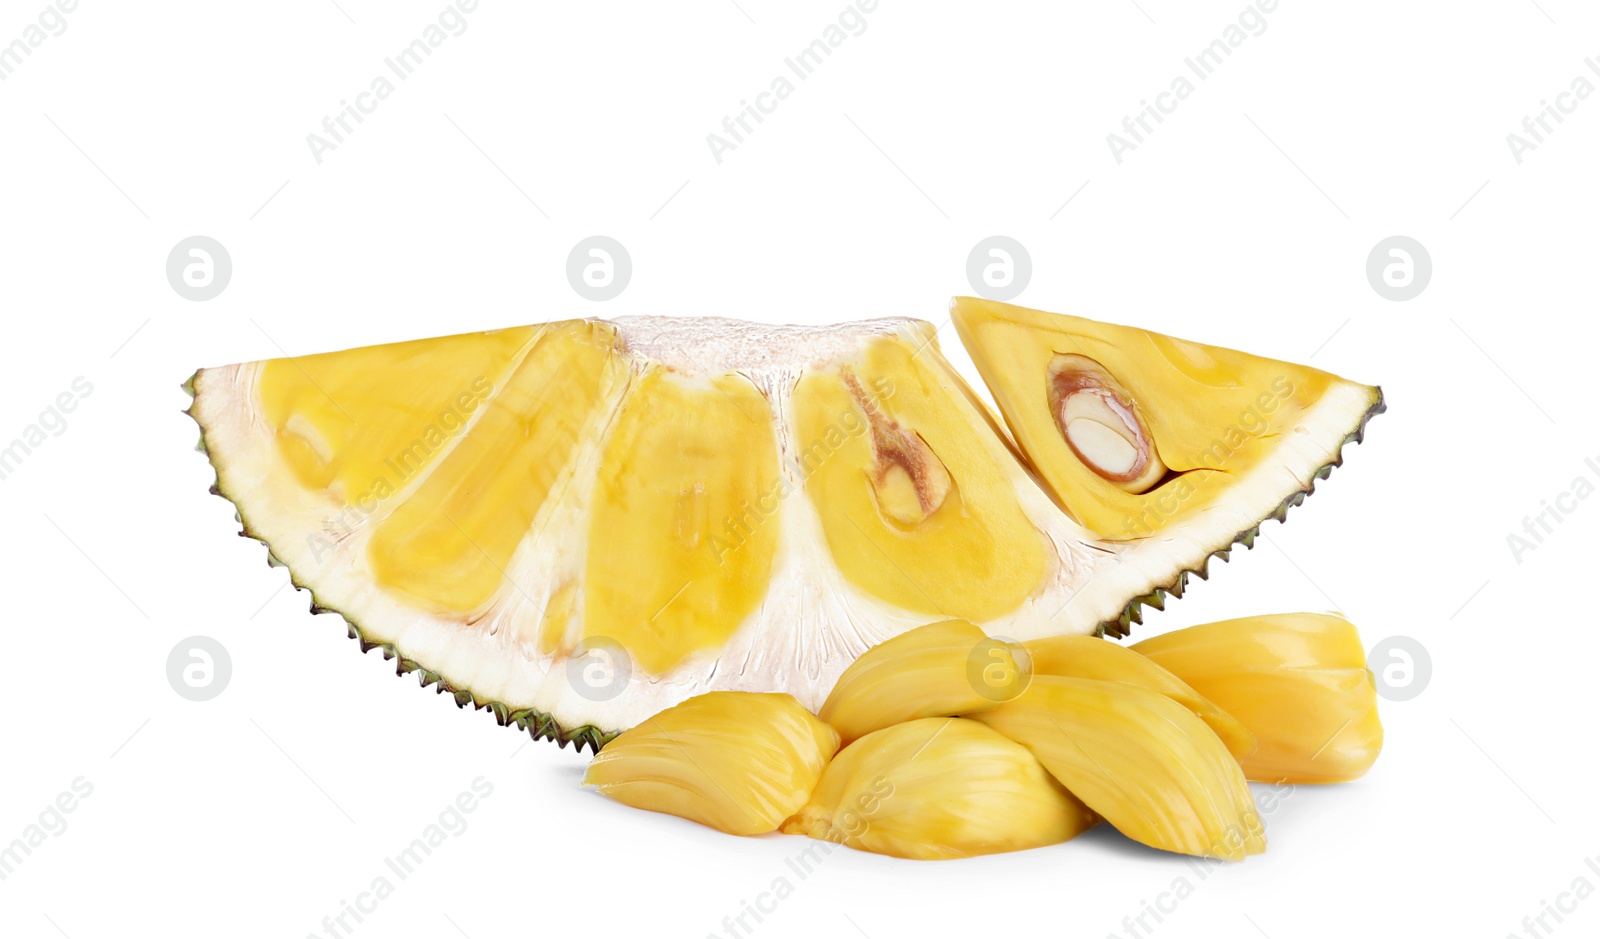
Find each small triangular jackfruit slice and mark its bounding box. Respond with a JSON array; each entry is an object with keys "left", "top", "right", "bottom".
[{"left": 951, "top": 297, "right": 1384, "bottom": 543}]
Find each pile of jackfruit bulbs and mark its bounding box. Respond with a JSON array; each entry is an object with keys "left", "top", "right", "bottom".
[{"left": 585, "top": 613, "right": 1381, "bottom": 861}]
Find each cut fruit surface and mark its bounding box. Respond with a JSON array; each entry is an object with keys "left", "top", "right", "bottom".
[
  {"left": 189, "top": 307, "right": 1381, "bottom": 749},
  {"left": 364, "top": 322, "right": 623, "bottom": 613},
  {"left": 952, "top": 297, "right": 1384, "bottom": 543},
  {"left": 793, "top": 339, "right": 1047, "bottom": 621},
  {"left": 583, "top": 369, "right": 783, "bottom": 676}
]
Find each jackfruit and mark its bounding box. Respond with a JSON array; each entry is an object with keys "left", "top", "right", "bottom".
[
  {"left": 817, "top": 619, "right": 1028, "bottom": 742},
  {"left": 188, "top": 305, "right": 1381, "bottom": 749},
  {"left": 583, "top": 692, "right": 838, "bottom": 835},
  {"left": 1133, "top": 613, "right": 1383, "bottom": 784},
  {"left": 1022, "top": 634, "right": 1255, "bottom": 760},
  {"left": 781, "top": 718, "right": 1097, "bottom": 860},
  {"left": 952, "top": 297, "right": 1385, "bottom": 550},
  {"left": 969, "top": 676, "right": 1265, "bottom": 860}
]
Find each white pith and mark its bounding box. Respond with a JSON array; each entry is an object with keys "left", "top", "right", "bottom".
[{"left": 190, "top": 316, "right": 1376, "bottom": 734}]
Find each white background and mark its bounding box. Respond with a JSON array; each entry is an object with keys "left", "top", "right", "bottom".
[{"left": 1, "top": 1, "right": 1595, "bottom": 937}]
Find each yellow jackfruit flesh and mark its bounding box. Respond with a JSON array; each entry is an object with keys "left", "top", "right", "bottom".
[
  {"left": 968, "top": 676, "right": 1265, "bottom": 860},
  {"left": 583, "top": 692, "right": 839, "bottom": 835},
  {"left": 1133, "top": 613, "right": 1383, "bottom": 784},
  {"left": 189, "top": 304, "right": 1382, "bottom": 749},
  {"left": 579, "top": 616, "right": 1382, "bottom": 859},
  {"left": 1022, "top": 634, "right": 1256, "bottom": 760},
  {"left": 792, "top": 342, "right": 1047, "bottom": 622},
  {"left": 817, "top": 620, "right": 1029, "bottom": 742},
  {"left": 781, "top": 718, "right": 1097, "bottom": 860},
  {"left": 582, "top": 369, "right": 782, "bottom": 676},
  {"left": 193, "top": 317, "right": 1087, "bottom": 746},
  {"left": 952, "top": 297, "right": 1384, "bottom": 543}
]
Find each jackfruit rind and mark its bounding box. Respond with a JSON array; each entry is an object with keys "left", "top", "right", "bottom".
[
  {"left": 952, "top": 296, "right": 1384, "bottom": 637},
  {"left": 781, "top": 718, "right": 1097, "bottom": 860},
  {"left": 184, "top": 318, "right": 1100, "bottom": 746},
  {"left": 583, "top": 692, "right": 839, "bottom": 835},
  {"left": 1104, "top": 387, "right": 1382, "bottom": 643}
]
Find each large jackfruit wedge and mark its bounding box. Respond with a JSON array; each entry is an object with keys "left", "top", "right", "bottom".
[{"left": 188, "top": 307, "right": 1380, "bottom": 749}]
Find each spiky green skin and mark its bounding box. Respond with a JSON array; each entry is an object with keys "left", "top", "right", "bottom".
[
  {"left": 184, "top": 374, "right": 1382, "bottom": 752},
  {"left": 184, "top": 372, "right": 621, "bottom": 754},
  {"left": 1097, "top": 388, "right": 1385, "bottom": 639}
]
